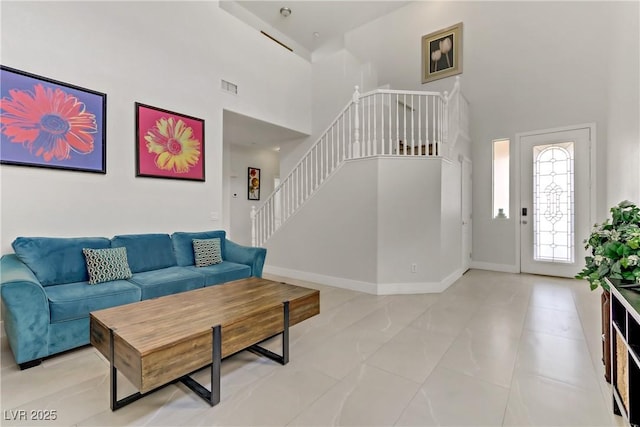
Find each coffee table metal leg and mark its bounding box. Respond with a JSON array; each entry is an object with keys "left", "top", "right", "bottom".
[
  {"left": 212, "top": 324, "right": 221, "bottom": 404},
  {"left": 110, "top": 326, "right": 222, "bottom": 410},
  {"left": 283, "top": 300, "right": 289, "bottom": 364},
  {"left": 110, "top": 329, "right": 143, "bottom": 411},
  {"left": 179, "top": 325, "right": 221, "bottom": 406},
  {"left": 248, "top": 301, "right": 290, "bottom": 365}
]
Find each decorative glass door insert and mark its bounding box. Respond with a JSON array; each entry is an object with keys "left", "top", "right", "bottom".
[{"left": 532, "top": 141, "right": 574, "bottom": 263}]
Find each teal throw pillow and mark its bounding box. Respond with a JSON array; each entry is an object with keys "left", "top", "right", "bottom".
[
  {"left": 193, "top": 238, "right": 223, "bottom": 267},
  {"left": 83, "top": 247, "right": 133, "bottom": 285}
]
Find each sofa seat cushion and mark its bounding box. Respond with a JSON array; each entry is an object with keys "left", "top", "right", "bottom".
[
  {"left": 186, "top": 261, "right": 251, "bottom": 287},
  {"left": 128, "top": 266, "right": 204, "bottom": 300},
  {"left": 45, "top": 280, "right": 142, "bottom": 323},
  {"left": 12, "top": 237, "right": 111, "bottom": 286}
]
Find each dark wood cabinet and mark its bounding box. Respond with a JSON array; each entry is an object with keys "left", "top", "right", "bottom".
[{"left": 609, "top": 278, "right": 640, "bottom": 426}]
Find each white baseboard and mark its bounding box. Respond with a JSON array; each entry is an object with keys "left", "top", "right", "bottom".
[
  {"left": 442, "top": 267, "right": 465, "bottom": 289},
  {"left": 377, "top": 268, "right": 462, "bottom": 294},
  {"left": 264, "top": 265, "right": 461, "bottom": 295},
  {"left": 469, "top": 261, "right": 519, "bottom": 274},
  {"left": 264, "top": 265, "right": 378, "bottom": 294}
]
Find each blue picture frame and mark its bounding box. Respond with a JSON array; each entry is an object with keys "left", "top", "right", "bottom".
[{"left": 0, "top": 65, "right": 107, "bottom": 173}]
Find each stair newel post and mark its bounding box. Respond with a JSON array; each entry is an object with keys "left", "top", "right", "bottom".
[
  {"left": 250, "top": 205, "right": 257, "bottom": 247},
  {"left": 352, "top": 86, "right": 361, "bottom": 158}
]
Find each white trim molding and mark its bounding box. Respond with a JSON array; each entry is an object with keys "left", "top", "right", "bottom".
[
  {"left": 263, "top": 266, "right": 461, "bottom": 295},
  {"left": 469, "top": 261, "right": 519, "bottom": 274}
]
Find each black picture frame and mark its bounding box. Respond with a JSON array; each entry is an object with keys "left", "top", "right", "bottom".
[
  {"left": 135, "top": 102, "right": 205, "bottom": 182},
  {"left": 248, "top": 167, "right": 260, "bottom": 200},
  {"left": 0, "top": 65, "right": 107, "bottom": 174}
]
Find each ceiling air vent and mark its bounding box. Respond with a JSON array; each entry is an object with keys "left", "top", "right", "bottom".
[
  {"left": 260, "top": 31, "right": 293, "bottom": 52},
  {"left": 221, "top": 79, "right": 238, "bottom": 95}
]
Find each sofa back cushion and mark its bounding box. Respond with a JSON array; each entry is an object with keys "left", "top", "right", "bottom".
[
  {"left": 12, "top": 236, "right": 111, "bottom": 286},
  {"left": 171, "top": 230, "right": 226, "bottom": 266},
  {"left": 111, "top": 234, "right": 177, "bottom": 273}
]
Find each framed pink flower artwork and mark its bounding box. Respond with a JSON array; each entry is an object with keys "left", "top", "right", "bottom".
[
  {"left": 0, "top": 66, "right": 107, "bottom": 173},
  {"left": 135, "top": 103, "right": 205, "bottom": 181}
]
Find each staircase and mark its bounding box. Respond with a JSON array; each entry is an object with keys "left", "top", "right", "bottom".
[{"left": 251, "top": 77, "right": 469, "bottom": 247}]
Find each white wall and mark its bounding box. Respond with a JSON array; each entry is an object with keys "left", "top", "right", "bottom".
[
  {"left": 265, "top": 157, "right": 459, "bottom": 293},
  {"left": 376, "top": 158, "right": 443, "bottom": 284},
  {"left": 279, "top": 49, "right": 378, "bottom": 177},
  {"left": 265, "top": 157, "right": 380, "bottom": 290},
  {"left": 344, "top": 1, "right": 637, "bottom": 269},
  {"left": 0, "top": 1, "right": 311, "bottom": 253},
  {"left": 606, "top": 2, "right": 640, "bottom": 208},
  {"left": 440, "top": 159, "right": 462, "bottom": 279},
  {"left": 228, "top": 145, "right": 279, "bottom": 246}
]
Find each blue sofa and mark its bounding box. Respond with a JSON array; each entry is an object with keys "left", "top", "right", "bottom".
[{"left": 0, "top": 230, "right": 266, "bottom": 369}]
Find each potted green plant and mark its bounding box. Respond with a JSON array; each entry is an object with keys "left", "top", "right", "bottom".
[
  {"left": 576, "top": 200, "right": 640, "bottom": 382},
  {"left": 577, "top": 200, "right": 640, "bottom": 289}
]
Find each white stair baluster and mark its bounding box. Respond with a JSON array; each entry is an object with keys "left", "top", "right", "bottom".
[
  {"left": 418, "top": 95, "right": 422, "bottom": 155},
  {"left": 352, "top": 86, "right": 360, "bottom": 158},
  {"left": 366, "top": 95, "right": 370, "bottom": 156},
  {"left": 432, "top": 96, "right": 436, "bottom": 155},
  {"left": 403, "top": 94, "right": 407, "bottom": 155},
  {"left": 411, "top": 95, "right": 420, "bottom": 155},
  {"left": 373, "top": 94, "right": 377, "bottom": 156},
  {"left": 425, "top": 95, "right": 430, "bottom": 154},
  {"left": 396, "top": 94, "right": 400, "bottom": 155},
  {"left": 333, "top": 124, "right": 336, "bottom": 169},
  {"left": 340, "top": 116, "right": 347, "bottom": 161},
  {"left": 389, "top": 93, "right": 393, "bottom": 154},
  {"left": 249, "top": 81, "right": 464, "bottom": 246}
]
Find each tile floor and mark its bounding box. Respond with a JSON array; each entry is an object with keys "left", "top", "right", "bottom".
[{"left": 0, "top": 270, "right": 624, "bottom": 426}]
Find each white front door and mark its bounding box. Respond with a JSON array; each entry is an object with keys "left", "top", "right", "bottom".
[{"left": 519, "top": 124, "right": 593, "bottom": 277}]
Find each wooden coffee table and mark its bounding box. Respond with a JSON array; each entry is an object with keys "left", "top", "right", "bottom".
[{"left": 90, "top": 277, "right": 319, "bottom": 410}]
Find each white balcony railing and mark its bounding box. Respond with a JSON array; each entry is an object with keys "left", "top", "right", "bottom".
[{"left": 251, "top": 77, "right": 468, "bottom": 247}]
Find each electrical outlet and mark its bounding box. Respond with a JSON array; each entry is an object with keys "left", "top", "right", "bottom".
[
  {"left": 210, "top": 211, "right": 219, "bottom": 221},
  {"left": 411, "top": 263, "right": 417, "bottom": 273}
]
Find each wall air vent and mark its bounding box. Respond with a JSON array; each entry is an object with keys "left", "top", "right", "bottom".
[
  {"left": 260, "top": 31, "right": 293, "bottom": 52},
  {"left": 221, "top": 79, "right": 238, "bottom": 95}
]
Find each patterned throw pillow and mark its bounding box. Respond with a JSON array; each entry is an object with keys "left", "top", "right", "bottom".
[
  {"left": 83, "top": 247, "right": 133, "bottom": 285},
  {"left": 193, "top": 238, "right": 223, "bottom": 267}
]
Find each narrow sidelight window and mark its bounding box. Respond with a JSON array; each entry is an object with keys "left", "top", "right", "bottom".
[{"left": 492, "top": 139, "right": 510, "bottom": 219}]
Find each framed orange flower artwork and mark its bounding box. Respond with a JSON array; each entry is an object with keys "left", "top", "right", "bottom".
[
  {"left": 135, "top": 103, "right": 205, "bottom": 181},
  {"left": 248, "top": 167, "right": 260, "bottom": 200},
  {"left": 0, "top": 66, "right": 107, "bottom": 173}
]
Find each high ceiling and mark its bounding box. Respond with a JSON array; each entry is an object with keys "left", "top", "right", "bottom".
[
  {"left": 232, "top": 1, "right": 410, "bottom": 54},
  {"left": 223, "top": 1, "right": 411, "bottom": 149}
]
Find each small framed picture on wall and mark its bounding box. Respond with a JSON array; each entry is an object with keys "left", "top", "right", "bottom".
[
  {"left": 248, "top": 167, "right": 260, "bottom": 200},
  {"left": 421, "top": 22, "right": 463, "bottom": 84}
]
